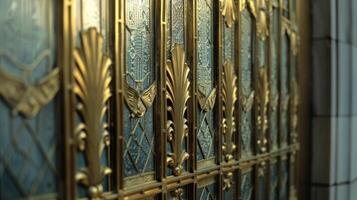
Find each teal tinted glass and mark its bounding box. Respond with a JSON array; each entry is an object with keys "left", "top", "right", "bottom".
[
  {"left": 240, "top": 10, "right": 254, "bottom": 157},
  {"left": 197, "top": 0, "right": 215, "bottom": 161},
  {"left": 0, "top": 1, "right": 60, "bottom": 199},
  {"left": 124, "top": 0, "right": 155, "bottom": 177}
]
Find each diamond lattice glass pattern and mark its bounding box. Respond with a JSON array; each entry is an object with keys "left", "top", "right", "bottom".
[
  {"left": 124, "top": 0, "right": 155, "bottom": 177},
  {"left": 197, "top": 0, "right": 215, "bottom": 161},
  {"left": 0, "top": 1, "right": 59, "bottom": 199}
]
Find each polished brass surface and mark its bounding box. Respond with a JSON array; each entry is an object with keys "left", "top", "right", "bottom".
[
  {"left": 166, "top": 44, "right": 190, "bottom": 176},
  {"left": 197, "top": 87, "right": 217, "bottom": 112},
  {"left": 73, "top": 27, "right": 112, "bottom": 199},
  {"left": 0, "top": 67, "right": 59, "bottom": 118},
  {"left": 124, "top": 81, "right": 157, "bottom": 118},
  {"left": 257, "top": 0, "right": 269, "bottom": 40},
  {"left": 256, "top": 67, "right": 269, "bottom": 154},
  {"left": 0, "top": 0, "right": 305, "bottom": 199},
  {"left": 222, "top": 61, "right": 238, "bottom": 163},
  {"left": 221, "top": 0, "right": 236, "bottom": 28}
]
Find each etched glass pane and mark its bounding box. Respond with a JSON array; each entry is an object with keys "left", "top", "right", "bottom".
[
  {"left": 76, "top": 0, "right": 109, "bottom": 46},
  {"left": 0, "top": 1, "right": 59, "bottom": 199},
  {"left": 167, "top": 0, "right": 185, "bottom": 57},
  {"left": 225, "top": 187, "right": 233, "bottom": 200},
  {"left": 223, "top": 24, "right": 235, "bottom": 61},
  {"left": 197, "top": 183, "right": 217, "bottom": 200},
  {"left": 270, "top": 163, "right": 278, "bottom": 199},
  {"left": 197, "top": 0, "right": 215, "bottom": 161},
  {"left": 270, "top": 8, "right": 279, "bottom": 150},
  {"left": 82, "top": 0, "right": 100, "bottom": 29},
  {"left": 240, "top": 171, "right": 253, "bottom": 200},
  {"left": 258, "top": 174, "right": 266, "bottom": 200},
  {"left": 124, "top": 0, "right": 155, "bottom": 178},
  {"left": 280, "top": 160, "right": 289, "bottom": 200},
  {"left": 240, "top": 10, "right": 254, "bottom": 157},
  {"left": 280, "top": 35, "right": 289, "bottom": 146}
]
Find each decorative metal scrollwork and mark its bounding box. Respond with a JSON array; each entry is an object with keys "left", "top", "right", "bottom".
[
  {"left": 172, "top": 188, "right": 184, "bottom": 200},
  {"left": 257, "top": 0, "right": 269, "bottom": 40},
  {"left": 73, "top": 27, "right": 112, "bottom": 199},
  {"left": 223, "top": 171, "right": 233, "bottom": 190},
  {"left": 221, "top": 0, "right": 236, "bottom": 28},
  {"left": 124, "top": 81, "right": 157, "bottom": 118},
  {"left": 240, "top": 0, "right": 257, "bottom": 15},
  {"left": 222, "top": 61, "right": 238, "bottom": 162},
  {"left": 256, "top": 67, "right": 269, "bottom": 154},
  {"left": 0, "top": 67, "right": 60, "bottom": 118},
  {"left": 166, "top": 44, "right": 190, "bottom": 176},
  {"left": 290, "top": 31, "right": 300, "bottom": 56},
  {"left": 197, "top": 87, "right": 217, "bottom": 112}
]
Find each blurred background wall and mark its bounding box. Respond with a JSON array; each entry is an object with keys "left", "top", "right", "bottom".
[{"left": 311, "top": 0, "right": 357, "bottom": 199}]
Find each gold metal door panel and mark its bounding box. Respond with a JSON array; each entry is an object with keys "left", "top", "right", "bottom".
[{"left": 0, "top": 0, "right": 302, "bottom": 199}]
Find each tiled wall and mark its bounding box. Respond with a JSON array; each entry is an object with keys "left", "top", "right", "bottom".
[{"left": 311, "top": 0, "right": 357, "bottom": 199}]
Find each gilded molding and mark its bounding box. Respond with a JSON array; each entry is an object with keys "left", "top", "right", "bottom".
[
  {"left": 172, "top": 188, "right": 184, "bottom": 200},
  {"left": 222, "top": 61, "right": 238, "bottom": 162},
  {"left": 197, "top": 87, "right": 217, "bottom": 112},
  {"left": 257, "top": 0, "right": 269, "bottom": 40},
  {"left": 223, "top": 172, "right": 233, "bottom": 190},
  {"left": 240, "top": 0, "right": 257, "bottom": 17},
  {"left": 166, "top": 44, "right": 190, "bottom": 176},
  {"left": 124, "top": 81, "right": 157, "bottom": 118},
  {"left": 290, "top": 30, "right": 300, "bottom": 56},
  {"left": 73, "top": 27, "right": 112, "bottom": 199},
  {"left": 221, "top": 0, "right": 236, "bottom": 28},
  {"left": 0, "top": 67, "right": 60, "bottom": 118},
  {"left": 256, "top": 67, "right": 269, "bottom": 154}
]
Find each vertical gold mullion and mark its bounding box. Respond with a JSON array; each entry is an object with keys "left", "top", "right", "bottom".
[
  {"left": 155, "top": 0, "right": 167, "bottom": 194},
  {"left": 187, "top": 0, "right": 197, "bottom": 199},
  {"left": 61, "top": 0, "right": 76, "bottom": 199},
  {"left": 216, "top": 0, "right": 224, "bottom": 199},
  {"left": 187, "top": 0, "right": 197, "bottom": 175},
  {"left": 114, "top": 0, "right": 125, "bottom": 192}
]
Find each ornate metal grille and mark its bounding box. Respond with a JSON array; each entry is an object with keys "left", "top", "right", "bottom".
[{"left": 0, "top": 0, "right": 301, "bottom": 199}]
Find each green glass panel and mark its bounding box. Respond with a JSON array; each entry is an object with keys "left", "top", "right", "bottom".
[
  {"left": 270, "top": 8, "right": 279, "bottom": 150},
  {"left": 197, "top": 183, "right": 217, "bottom": 200},
  {"left": 258, "top": 174, "right": 266, "bottom": 200},
  {"left": 240, "top": 10, "right": 254, "bottom": 157},
  {"left": 240, "top": 171, "right": 253, "bottom": 200},
  {"left": 0, "top": 1, "right": 60, "bottom": 199},
  {"left": 280, "top": 35, "right": 289, "bottom": 146},
  {"left": 167, "top": 0, "right": 185, "bottom": 57},
  {"left": 124, "top": 0, "right": 155, "bottom": 177},
  {"left": 270, "top": 164, "right": 278, "bottom": 200},
  {"left": 197, "top": 0, "right": 215, "bottom": 161},
  {"left": 223, "top": 23, "right": 235, "bottom": 62},
  {"left": 280, "top": 160, "right": 289, "bottom": 200}
]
